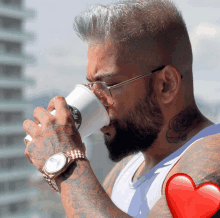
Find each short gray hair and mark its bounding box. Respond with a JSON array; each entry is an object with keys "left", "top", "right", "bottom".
[{"left": 73, "top": 0, "right": 192, "bottom": 76}]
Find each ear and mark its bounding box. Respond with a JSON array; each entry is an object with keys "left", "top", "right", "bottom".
[{"left": 154, "top": 65, "right": 181, "bottom": 104}]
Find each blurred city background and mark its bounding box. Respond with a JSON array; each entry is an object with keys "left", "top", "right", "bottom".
[{"left": 0, "top": 0, "right": 220, "bottom": 217}]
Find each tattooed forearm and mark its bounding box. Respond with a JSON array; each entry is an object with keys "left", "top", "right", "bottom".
[
  {"left": 56, "top": 160, "right": 133, "bottom": 218},
  {"left": 166, "top": 106, "right": 203, "bottom": 143}
]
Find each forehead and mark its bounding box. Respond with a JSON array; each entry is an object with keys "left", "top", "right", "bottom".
[{"left": 87, "top": 42, "right": 142, "bottom": 80}]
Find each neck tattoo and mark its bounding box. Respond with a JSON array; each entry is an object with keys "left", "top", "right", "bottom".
[{"left": 166, "top": 106, "right": 203, "bottom": 143}]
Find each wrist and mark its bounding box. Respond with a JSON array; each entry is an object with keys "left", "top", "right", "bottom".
[
  {"left": 42, "top": 148, "right": 88, "bottom": 193},
  {"left": 54, "top": 158, "right": 88, "bottom": 191}
]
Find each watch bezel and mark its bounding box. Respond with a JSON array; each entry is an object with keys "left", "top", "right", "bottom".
[{"left": 44, "top": 153, "right": 68, "bottom": 174}]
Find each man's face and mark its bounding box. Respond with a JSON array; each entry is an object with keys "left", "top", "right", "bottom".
[{"left": 87, "top": 42, "right": 164, "bottom": 162}]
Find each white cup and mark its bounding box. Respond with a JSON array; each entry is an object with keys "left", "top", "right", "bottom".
[{"left": 24, "top": 84, "right": 110, "bottom": 142}]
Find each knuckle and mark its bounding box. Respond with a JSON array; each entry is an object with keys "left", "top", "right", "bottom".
[
  {"left": 23, "top": 119, "right": 28, "bottom": 126},
  {"left": 33, "top": 107, "right": 42, "bottom": 116},
  {"left": 23, "top": 119, "right": 31, "bottom": 127},
  {"left": 54, "top": 95, "right": 64, "bottom": 100},
  {"left": 45, "top": 116, "right": 54, "bottom": 124},
  {"left": 63, "top": 112, "right": 71, "bottom": 120}
]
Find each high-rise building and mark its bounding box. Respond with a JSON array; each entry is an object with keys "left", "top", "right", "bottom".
[{"left": 0, "top": 0, "right": 37, "bottom": 217}]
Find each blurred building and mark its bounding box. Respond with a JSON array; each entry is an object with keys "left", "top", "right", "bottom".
[{"left": 0, "top": 0, "right": 37, "bottom": 217}]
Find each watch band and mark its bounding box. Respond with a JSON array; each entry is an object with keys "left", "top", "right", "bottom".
[{"left": 42, "top": 148, "right": 88, "bottom": 192}]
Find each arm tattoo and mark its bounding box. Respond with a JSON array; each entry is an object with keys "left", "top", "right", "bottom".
[
  {"left": 177, "top": 134, "right": 220, "bottom": 217},
  {"left": 27, "top": 124, "right": 82, "bottom": 168},
  {"left": 40, "top": 112, "right": 47, "bottom": 118},
  {"left": 148, "top": 134, "right": 220, "bottom": 217},
  {"left": 166, "top": 106, "right": 203, "bottom": 143},
  {"left": 177, "top": 134, "right": 220, "bottom": 187},
  {"left": 28, "top": 124, "right": 34, "bottom": 131},
  {"left": 56, "top": 158, "right": 134, "bottom": 217}
]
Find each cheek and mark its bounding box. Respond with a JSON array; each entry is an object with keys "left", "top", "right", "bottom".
[{"left": 108, "top": 89, "right": 140, "bottom": 118}]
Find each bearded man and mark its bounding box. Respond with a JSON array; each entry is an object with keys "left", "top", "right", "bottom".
[{"left": 23, "top": 0, "right": 220, "bottom": 217}]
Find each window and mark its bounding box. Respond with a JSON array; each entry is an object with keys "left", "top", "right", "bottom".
[
  {"left": 0, "top": 17, "right": 4, "bottom": 28},
  {"left": 4, "top": 0, "right": 22, "bottom": 8},
  {"left": 6, "top": 134, "right": 24, "bottom": 147},
  {"left": 0, "top": 182, "right": 6, "bottom": 193},
  {"left": 0, "top": 88, "right": 4, "bottom": 99},
  {"left": 0, "top": 42, "right": 5, "bottom": 53},
  {"left": 0, "top": 159, "right": 6, "bottom": 170},
  {"left": 15, "top": 179, "right": 28, "bottom": 191},
  {"left": 12, "top": 157, "right": 29, "bottom": 169},
  {"left": 6, "top": 42, "right": 21, "bottom": 55},
  {"left": 0, "top": 135, "right": 6, "bottom": 148},
  {"left": 6, "top": 135, "right": 14, "bottom": 146},
  {"left": 0, "top": 157, "right": 29, "bottom": 171},
  {"left": 0, "top": 204, "right": 8, "bottom": 217},
  {"left": 0, "top": 111, "right": 23, "bottom": 123},
  {"left": 6, "top": 66, "right": 22, "bottom": 78},
  {"left": 9, "top": 203, "right": 18, "bottom": 214},
  {"left": 3, "top": 179, "right": 28, "bottom": 193},
  {"left": 3, "top": 88, "right": 22, "bottom": 100},
  {"left": 7, "top": 158, "right": 15, "bottom": 169},
  {"left": 0, "top": 65, "right": 5, "bottom": 77},
  {"left": 8, "top": 181, "right": 16, "bottom": 191},
  {"left": 9, "top": 201, "right": 29, "bottom": 214},
  {"left": 4, "top": 17, "right": 22, "bottom": 31}
]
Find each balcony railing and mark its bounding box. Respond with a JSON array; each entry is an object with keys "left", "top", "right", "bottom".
[
  {"left": 0, "top": 123, "right": 25, "bottom": 134},
  {"left": 0, "top": 146, "right": 25, "bottom": 158},
  {"left": 0, "top": 51, "right": 35, "bottom": 64},
  {"left": 0, "top": 2, "right": 35, "bottom": 19},
  {"left": 0, "top": 76, "right": 35, "bottom": 88},
  {"left": 0, "top": 167, "right": 35, "bottom": 183},
  {"left": 0, "top": 187, "right": 38, "bottom": 205},
  {"left": 0, "top": 27, "right": 34, "bottom": 42}
]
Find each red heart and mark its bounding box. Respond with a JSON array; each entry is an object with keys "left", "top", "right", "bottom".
[{"left": 165, "top": 173, "right": 220, "bottom": 218}]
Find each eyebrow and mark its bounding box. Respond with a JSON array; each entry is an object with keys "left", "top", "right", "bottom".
[{"left": 86, "top": 72, "right": 117, "bottom": 82}]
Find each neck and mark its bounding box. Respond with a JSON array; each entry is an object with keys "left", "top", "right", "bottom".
[{"left": 142, "top": 105, "right": 214, "bottom": 170}]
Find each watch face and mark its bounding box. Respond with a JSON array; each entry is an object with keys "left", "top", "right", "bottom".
[{"left": 45, "top": 153, "right": 67, "bottom": 174}]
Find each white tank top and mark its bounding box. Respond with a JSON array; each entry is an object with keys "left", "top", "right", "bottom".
[{"left": 111, "top": 124, "right": 219, "bottom": 217}]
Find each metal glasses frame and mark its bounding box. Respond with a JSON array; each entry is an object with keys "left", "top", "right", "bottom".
[
  {"left": 105, "top": 65, "right": 183, "bottom": 91},
  {"left": 84, "top": 66, "right": 183, "bottom": 106}
]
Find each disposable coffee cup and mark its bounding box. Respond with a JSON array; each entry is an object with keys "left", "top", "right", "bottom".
[{"left": 24, "top": 84, "right": 110, "bottom": 142}]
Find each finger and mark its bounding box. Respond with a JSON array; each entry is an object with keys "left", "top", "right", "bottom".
[
  {"left": 33, "top": 107, "right": 52, "bottom": 127},
  {"left": 24, "top": 138, "right": 30, "bottom": 145},
  {"left": 34, "top": 116, "right": 40, "bottom": 125},
  {"left": 24, "top": 148, "right": 33, "bottom": 164},
  {"left": 53, "top": 96, "right": 70, "bottom": 117},
  {"left": 23, "top": 119, "right": 40, "bottom": 138},
  {"left": 47, "top": 97, "right": 56, "bottom": 112}
]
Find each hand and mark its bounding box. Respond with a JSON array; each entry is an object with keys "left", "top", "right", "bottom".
[{"left": 23, "top": 96, "right": 85, "bottom": 172}]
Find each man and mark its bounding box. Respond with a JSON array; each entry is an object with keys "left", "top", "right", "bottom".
[{"left": 23, "top": 0, "right": 220, "bottom": 217}]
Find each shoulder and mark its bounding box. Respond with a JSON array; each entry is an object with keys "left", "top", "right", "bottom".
[
  {"left": 102, "top": 154, "right": 135, "bottom": 198},
  {"left": 149, "top": 133, "right": 220, "bottom": 217},
  {"left": 177, "top": 133, "right": 220, "bottom": 187},
  {"left": 163, "top": 133, "right": 220, "bottom": 194}
]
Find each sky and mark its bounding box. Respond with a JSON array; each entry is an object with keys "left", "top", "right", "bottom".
[{"left": 24, "top": 0, "right": 220, "bottom": 104}]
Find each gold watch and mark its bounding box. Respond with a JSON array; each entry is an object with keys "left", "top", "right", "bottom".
[{"left": 42, "top": 148, "right": 87, "bottom": 192}]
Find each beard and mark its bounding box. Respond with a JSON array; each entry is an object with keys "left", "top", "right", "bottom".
[{"left": 103, "top": 78, "right": 165, "bottom": 162}]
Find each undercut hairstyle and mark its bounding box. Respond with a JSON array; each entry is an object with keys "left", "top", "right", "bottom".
[{"left": 73, "top": 0, "right": 193, "bottom": 80}]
